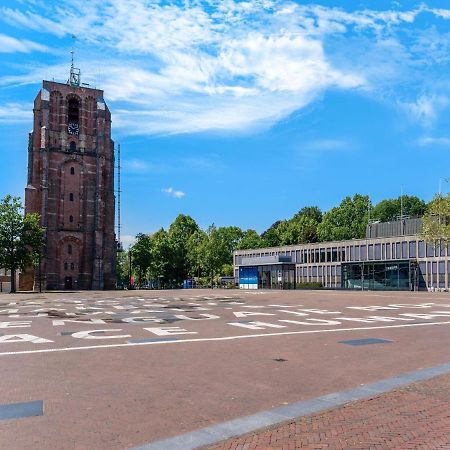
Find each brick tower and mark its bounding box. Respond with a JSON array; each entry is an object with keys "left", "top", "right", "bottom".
[{"left": 24, "top": 63, "right": 116, "bottom": 290}]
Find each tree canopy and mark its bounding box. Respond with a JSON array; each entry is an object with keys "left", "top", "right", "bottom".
[
  {"left": 421, "top": 194, "right": 450, "bottom": 245},
  {"left": 317, "top": 194, "right": 370, "bottom": 242},
  {"left": 371, "top": 195, "right": 427, "bottom": 222},
  {"left": 0, "top": 195, "right": 44, "bottom": 293},
  {"left": 123, "top": 192, "right": 431, "bottom": 287}
]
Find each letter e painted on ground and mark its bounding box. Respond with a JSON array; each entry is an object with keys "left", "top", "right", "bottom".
[{"left": 144, "top": 327, "right": 198, "bottom": 336}]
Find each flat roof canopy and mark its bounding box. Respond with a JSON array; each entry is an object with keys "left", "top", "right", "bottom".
[{"left": 239, "top": 255, "right": 292, "bottom": 266}]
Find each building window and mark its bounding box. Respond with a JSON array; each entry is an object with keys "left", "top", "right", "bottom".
[
  {"left": 69, "top": 141, "right": 77, "bottom": 152},
  {"left": 68, "top": 98, "right": 80, "bottom": 123},
  {"left": 64, "top": 262, "right": 68, "bottom": 271},
  {"left": 68, "top": 244, "right": 72, "bottom": 255},
  {"left": 69, "top": 193, "right": 74, "bottom": 201},
  {"left": 418, "top": 241, "right": 425, "bottom": 258},
  {"left": 70, "top": 167, "right": 75, "bottom": 175},
  {"left": 409, "top": 241, "right": 416, "bottom": 258},
  {"left": 374, "top": 244, "right": 381, "bottom": 260},
  {"left": 69, "top": 215, "right": 74, "bottom": 223},
  {"left": 71, "top": 263, "right": 75, "bottom": 270}
]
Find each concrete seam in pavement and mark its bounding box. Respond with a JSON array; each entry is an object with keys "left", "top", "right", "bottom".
[{"left": 129, "top": 361, "right": 450, "bottom": 450}]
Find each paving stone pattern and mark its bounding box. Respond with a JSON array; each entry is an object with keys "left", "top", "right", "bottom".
[{"left": 206, "top": 374, "right": 450, "bottom": 449}]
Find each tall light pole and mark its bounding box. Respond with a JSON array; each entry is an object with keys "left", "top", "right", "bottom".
[{"left": 439, "top": 177, "right": 449, "bottom": 196}]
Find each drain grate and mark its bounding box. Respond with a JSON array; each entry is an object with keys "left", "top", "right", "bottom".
[{"left": 338, "top": 338, "right": 392, "bottom": 346}]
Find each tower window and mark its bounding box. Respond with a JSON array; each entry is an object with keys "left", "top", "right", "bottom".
[
  {"left": 64, "top": 262, "right": 68, "bottom": 271},
  {"left": 70, "top": 141, "right": 76, "bottom": 152},
  {"left": 68, "top": 244, "right": 72, "bottom": 255},
  {"left": 69, "top": 215, "right": 74, "bottom": 223},
  {"left": 68, "top": 99, "right": 79, "bottom": 123},
  {"left": 70, "top": 167, "right": 75, "bottom": 175},
  {"left": 69, "top": 193, "right": 74, "bottom": 201},
  {"left": 70, "top": 263, "right": 75, "bottom": 270}
]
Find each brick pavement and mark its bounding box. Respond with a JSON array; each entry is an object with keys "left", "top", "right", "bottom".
[{"left": 206, "top": 374, "right": 450, "bottom": 450}]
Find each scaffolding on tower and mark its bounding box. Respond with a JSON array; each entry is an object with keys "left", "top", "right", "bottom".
[{"left": 116, "top": 144, "right": 122, "bottom": 253}]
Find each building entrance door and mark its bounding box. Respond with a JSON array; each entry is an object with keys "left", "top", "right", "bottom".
[{"left": 64, "top": 276, "right": 73, "bottom": 290}]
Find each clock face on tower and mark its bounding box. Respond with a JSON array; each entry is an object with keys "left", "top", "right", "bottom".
[{"left": 68, "top": 122, "right": 79, "bottom": 135}]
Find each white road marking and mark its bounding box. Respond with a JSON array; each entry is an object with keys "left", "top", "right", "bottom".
[{"left": 0, "top": 320, "right": 450, "bottom": 357}]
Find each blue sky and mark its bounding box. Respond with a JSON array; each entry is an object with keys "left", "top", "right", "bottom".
[{"left": 1, "top": 0, "right": 450, "bottom": 247}]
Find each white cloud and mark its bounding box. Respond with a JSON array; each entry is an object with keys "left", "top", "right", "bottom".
[
  {"left": 162, "top": 187, "right": 185, "bottom": 199},
  {"left": 119, "top": 234, "right": 136, "bottom": 249},
  {"left": 0, "top": 33, "right": 47, "bottom": 53},
  {"left": 399, "top": 95, "right": 449, "bottom": 126},
  {"left": 1, "top": 1, "right": 450, "bottom": 133},
  {"left": 301, "top": 139, "right": 354, "bottom": 152},
  {"left": 122, "top": 158, "right": 150, "bottom": 172},
  {"left": 418, "top": 136, "right": 450, "bottom": 147},
  {"left": 0, "top": 103, "right": 31, "bottom": 123}
]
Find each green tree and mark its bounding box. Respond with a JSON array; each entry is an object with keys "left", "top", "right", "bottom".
[
  {"left": 317, "top": 194, "right": 370, "bottom": 242},
  {"left": 372, "top": 195, "right": 427, "bottom": 222},
  {"left": 168, "top": 214, "right": 200, "bottom": 283},
  {"left": 198, "top": 224, "right": 230, "bottom": 285},
  {"left": 131, "top": 233, "right": 152, "bottom": 285},
  {"left": 0, "top": 195, "right": 44, "bottom": 293},
  {"left": 116, "top": 249, "right": 130, "bottom": 288},
  {"left": 261, "top": 220, "right": 282, "bottom": 247},
  {"left": 187, "top": 229, "right": 207, "bottom": 278},
  {"left": 237, "top": 229, "right": 263, "bottom": 250},
  {"left": 293, "top": 206, "right": 323, "bottom": 223},
  {"left": 215, "top": 226, "right": 244, "bottom": 263},
  {"left": 421, "top": 194, "right": 450, "bottom": 244},
  {"left": 148, "top": 228, "right": 172, "bottom": 286},
  {"left": 291, "top": 215, "right": 320, "bottom": 244}
]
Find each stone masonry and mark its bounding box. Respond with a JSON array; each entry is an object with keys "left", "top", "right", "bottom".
[{"left": 24, "top": 80, "right": 116, "bottom": 290}]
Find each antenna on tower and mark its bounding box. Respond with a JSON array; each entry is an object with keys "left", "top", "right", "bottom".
[{"left": 68, "top": 34, "right": 81, "bottom": 87}]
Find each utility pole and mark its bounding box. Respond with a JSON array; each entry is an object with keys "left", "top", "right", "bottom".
[
  {"left": 439, "top": 177, "right": 449, "bottom": 196},
  {"left": 128, "top": 250, "right": 132, "bottom": 289}
]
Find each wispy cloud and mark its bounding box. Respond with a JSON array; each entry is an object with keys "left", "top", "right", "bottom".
[
  {"left": 0, "top": 102, "right": 31, "bottom": 123},
  {"left": 162, "top": 187, "right": 185, "bottom": 199},
  {"left": 1, "top": 1, "right": 450, "bottom": 133},
  {"left": 398, "top": 95, "right": 450, "bottom": 126},
  {"left": 418, "top": 136, "right": 450, "bottom": 147},
  {"left": 122, "top": 158, "right": 151, "bottom": 172},
  {"left": 0, "top": 33, "right": 47, "bottom": 53},
  {"left": 301, "top": 139, "right": 354, "bottom": 152},
  {"left": 119, "top": 234, "right": 136, "bottom": 249}
]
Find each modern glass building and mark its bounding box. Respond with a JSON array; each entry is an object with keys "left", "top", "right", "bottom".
[{"left": 234, "top": 219, "right": 447, "bottom": 291}]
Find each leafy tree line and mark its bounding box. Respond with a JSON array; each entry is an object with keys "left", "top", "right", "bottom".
[
  {"left": 123, "top": 194, "right": 431, "bottom": 287},
  {"left": 0, "top": 196, "right": 44, "bottom": 293},
  {"left": 0, "top": 193, "right": 446, "bottom": 292}
]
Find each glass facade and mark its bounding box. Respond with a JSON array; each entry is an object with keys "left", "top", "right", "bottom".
[
  {"left": 240, "top": 264, "right": 296, "bottom": 289},
  {"left": 342, "top": 260, "right": 416, "bottom": 291}
]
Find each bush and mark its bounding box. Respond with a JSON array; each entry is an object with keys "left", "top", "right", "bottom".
[{"left": 296, "top": 282, "right": 323, "bottom": 290}]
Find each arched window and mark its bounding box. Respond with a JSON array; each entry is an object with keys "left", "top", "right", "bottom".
[
  {"left": 69, "top": 193, "right": 74, "bottom": 201},
  {"left": 70, "top": 167, "right": 75, "bottom": 175},
  {"left": 64, "top": 262, "right": 68, "bottom": 271},
  {"left": 69, "top": 141, "right": 76, "bottom": 152},
  {"left": 68, "top": 99, "right": 79, "bottom": 124},
  {"left": 71, "top": 263, "right": 75, "bottom": 270},
  {"left": 68, "top": 244, "right": 72, "bottom": 255},
  {"left": 69, "top": 215, "right": 74, "bottom": 223}
]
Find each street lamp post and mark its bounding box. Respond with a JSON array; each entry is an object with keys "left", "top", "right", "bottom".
[
  {"left": 439, "top": 178, "right": 450, "bottom": 196},
  {"left": 128, "top": 250, "right": 132, "bottom": 289},
  {"left": 38, "top": 251, "right": 42, "bottom": 293}
]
